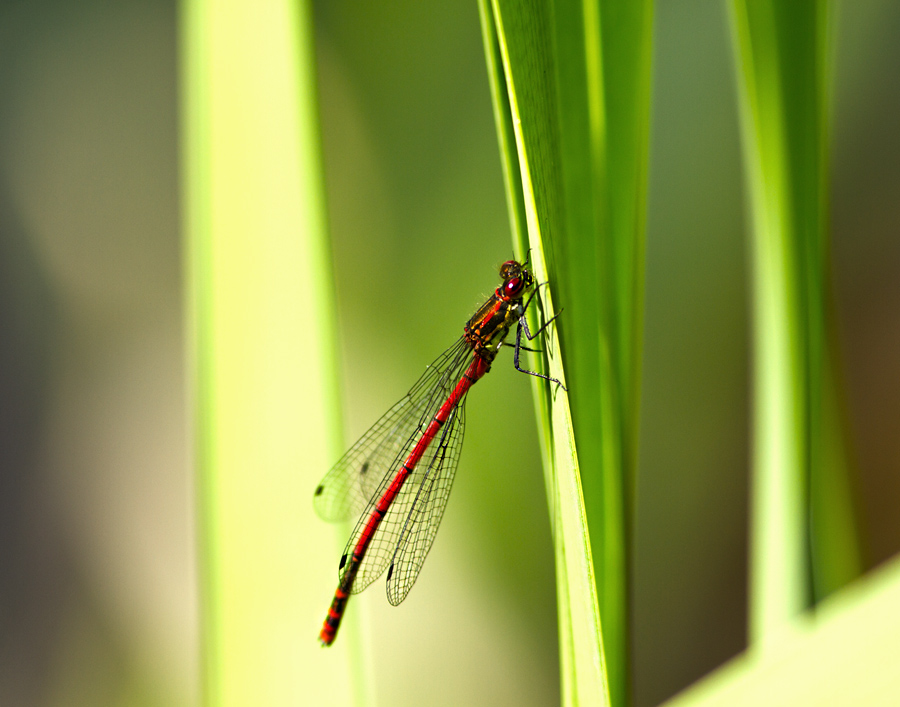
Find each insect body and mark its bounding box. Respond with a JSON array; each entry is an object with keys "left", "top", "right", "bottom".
[{"left": 314, "top": 259, "right": 562, "bottom": 645}]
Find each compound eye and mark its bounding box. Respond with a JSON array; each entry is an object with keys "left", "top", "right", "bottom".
[
  {"left": 504, "top": 276, "right": 525, "bottom": 299},
  {"left": 499, "top": 260, "right": 520, "bottom": 279}
]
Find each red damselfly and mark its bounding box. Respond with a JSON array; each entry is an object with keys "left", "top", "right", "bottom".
[{"left": 315, "top": 259, "right": 563, "bottom": 645}]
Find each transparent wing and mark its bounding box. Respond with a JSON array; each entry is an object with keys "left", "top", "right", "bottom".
[
  {"left": 386, "top": 400, "right": 466, "bottom": 605},
  {"left": 313, "top": 337, "right": 473, "bottom": 522},
  {"left": 335, "top": 344, "right": 475, "bottom": 595},
  {"left": 313, "top": 394, "right": 430, "bottom": 523}
]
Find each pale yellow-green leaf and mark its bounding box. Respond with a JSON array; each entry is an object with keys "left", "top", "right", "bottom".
[
  {"left": 181, "top": 0, "right": 366, "bottom": 704},
  {"left": 664, "top": 555, "right": 900, "bottom": 706}
]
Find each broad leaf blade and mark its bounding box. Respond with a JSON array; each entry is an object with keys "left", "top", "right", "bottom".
[{"left": 480, "top": 1, "right": 653, "bottom": 705}]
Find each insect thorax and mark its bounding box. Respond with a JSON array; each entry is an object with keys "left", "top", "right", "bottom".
[{"left": 465, "top": 297, "right": 520, "bottom": 363}]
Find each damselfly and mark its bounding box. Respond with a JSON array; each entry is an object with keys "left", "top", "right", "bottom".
[{"left": 315, "top": 259, "right": 563, "bottom": 645}]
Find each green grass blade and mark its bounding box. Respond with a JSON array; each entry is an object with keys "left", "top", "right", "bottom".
[
  {"left": 480, "top": 1, "right": 653, "bottom": 704},
  {"left": 550, "top": 3, "right": 653, "bottom": 703},
  {"left": 479, "top": 2, "right": 607, "bottom": 704},
  {"left": 811, "top": 346, "right": 864, "bottom": 599},
  {"left": 181, "top": 0, "right": 362, "bottom": 703},
  {"left": 730, "top": 0, "right": 862, "bottom": 646},
  {"left": 480, "top": 3, "right": 607, "bottom": 703}
]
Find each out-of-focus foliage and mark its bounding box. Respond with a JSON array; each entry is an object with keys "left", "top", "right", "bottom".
[{"left": 0, "top": 1, "right": 898, "bottom": 706}]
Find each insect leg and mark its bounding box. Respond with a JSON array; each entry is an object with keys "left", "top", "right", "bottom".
[{"left": 513, "top": 317, "right": 566, "bottom": 391}]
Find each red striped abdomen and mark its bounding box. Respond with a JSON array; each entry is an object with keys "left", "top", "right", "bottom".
[{"left": 319, "top": 355, "right": 490, "bottom": 645}]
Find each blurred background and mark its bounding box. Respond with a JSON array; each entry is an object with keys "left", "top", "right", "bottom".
[{"left": 0, "top": 0, "right": 898, "bottom": 706}]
